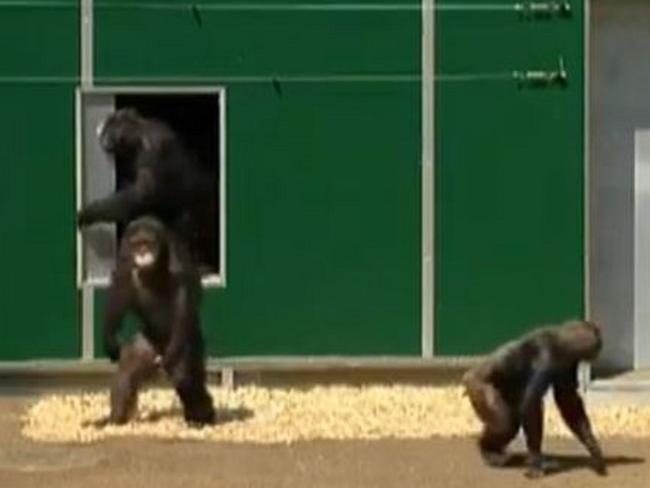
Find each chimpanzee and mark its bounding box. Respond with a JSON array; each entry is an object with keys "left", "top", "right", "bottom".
[
  {"left": 77, "top": 108, "right": 211, "bottom": 267},
  {"left": 462, "top": 320, "right": 606, "bottom": 478},
  {"left": 102, "top": 216, "right": 215, "bottom": 426}
]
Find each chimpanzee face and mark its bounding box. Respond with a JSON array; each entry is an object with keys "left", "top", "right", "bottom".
[
  {"left": 123, "top": 217, "right": 168, "bottom": 271},
  {"left": 129, "top": 233, "right": 159, "bottom": 269},
  {"left": 96, "top": 108, "right": 143, "bottom": 157}
]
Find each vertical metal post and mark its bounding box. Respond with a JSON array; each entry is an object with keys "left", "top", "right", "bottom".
[
  {"left": 80, "top": 0, "right": 94, "bottom": 360},
  {"left": 421, "top": 0, "right": 435, "bottom": 357},
  {"left": 581, "top": 0, "right": 591, "bottom": 390},
  {"left": 81, "top": 285, "right": 95, "bottom": 360},
  {"left": 634, "top": 130, "right": 650, "bottom": 368},
  {"left": 578, "top": 362, "right": 591, "bottom": 395},
  {"left": 221, "top": 367, "right": 235, "bottom": 390},
  {"left": 81, "top": 0, "right": 93, "bottom": 89}
]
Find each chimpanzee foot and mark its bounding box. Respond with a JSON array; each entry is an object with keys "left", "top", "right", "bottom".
[
  {"left": 186, "top": 416, "right": 215, "bottom": 429},
  {"left": 524, "top": 455, "right": 558, "bottom": 478},
  {"left": 524, "top": 466, "right": 546, "bottom": 479},
  {"left": 184, "top": 406, "right": 216, "bottom": 428},
  {"left": 87, "top": 415, "right": 128, "bottom": 428},
  {"left": 481, "top": 449, "right": 510, "bottom": 467}
]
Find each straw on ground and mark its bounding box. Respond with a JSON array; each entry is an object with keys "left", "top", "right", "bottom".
[{"left": 21, "top": 386, "right": 650, "bottom": 444}]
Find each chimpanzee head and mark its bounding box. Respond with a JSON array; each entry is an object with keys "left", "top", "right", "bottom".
[
  {"left": 558, "top": 320, "right": 603, "bottom": 361},
  {"left": 122, "top": 216, "right": 169, "bottom": 272},
  {"left": 96, "top": 108, "right": 146, "bottom": 158}
]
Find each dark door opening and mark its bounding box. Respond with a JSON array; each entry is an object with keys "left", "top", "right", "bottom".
[{"left": 114, "top": 93, "right": 222, "bottom": 278}]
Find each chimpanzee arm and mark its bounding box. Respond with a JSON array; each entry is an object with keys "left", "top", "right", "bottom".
[
  {"left": 553, "top": 370, "right": 607, "bottom": 475},
  {"left": 519, "top": 350, "right": 553, "bottom": 418},
  {"left": 103, "top": 274, "right": 132, "bottom": 362},
  {"left": 161, "top": 285, "right": 195, "bottom": 370},
  {"left": 77, "top": 167, "right": 156, "bottom": 226},
  {"left": 78, "top": 188, "right": 142, "bottom": 226}
]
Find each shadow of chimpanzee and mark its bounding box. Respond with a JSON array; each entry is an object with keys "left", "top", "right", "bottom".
[
  {"left": 500, "top": 452, "right": 644, "bottom": 476},
  {"left": 86, "top": 406, "right": 254, "bottom": 428},
  {"left": 141, "top": 406, "right": 254, "bottom": 425}
]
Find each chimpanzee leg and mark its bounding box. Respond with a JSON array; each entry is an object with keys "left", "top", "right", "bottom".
[
  {"left": 553, "top": 385, "right": 607, "bottom": 475},
  {"left": 463, "top": 370, "right": 519, "bottom": 466},
  {"left": 522, "top": 400, "right": 547, "bottom": 478},
  {"left": 167, "top": 351, "right": 215, "bottom": 426},
  {"left": 109, "top": 334, "right": 159, "bottom": 425}
]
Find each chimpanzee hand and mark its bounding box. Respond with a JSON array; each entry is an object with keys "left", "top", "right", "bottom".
[
  {"left": 104, "top": 340, "right": 120, "bottom": 363},
  {"left": 161, "top": 333, "right": 185, "bottom": 372},
  {"left": 592, "top": 457, "right": 608, "bottom": 476},
  {"left": 77, "top": 209, "right": 90, "bottom": 227},
  {"left": 524, "top": 454, "right": 555, "bottom": 479},
  {"left": 77, "top": 206, "right": 103, "bottom": 227},
  {"left": 160, "top": 352, "right": 177, "bottom": 373}
]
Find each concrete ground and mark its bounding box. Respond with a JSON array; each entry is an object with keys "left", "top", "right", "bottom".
[{"left": 1, "top": 394, "right": 649, "bottom": 488}]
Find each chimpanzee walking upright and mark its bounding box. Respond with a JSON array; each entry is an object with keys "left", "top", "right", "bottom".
[{"left": 101, "top": 216, "right": 215, "bottom": 426}]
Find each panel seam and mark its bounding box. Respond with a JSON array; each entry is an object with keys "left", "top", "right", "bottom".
[
  {"left": 80, "top": 0, "right": 94, "bottom": 360},
  {"left": 421, "top": 0, "right": 435, "bottom": 357}
]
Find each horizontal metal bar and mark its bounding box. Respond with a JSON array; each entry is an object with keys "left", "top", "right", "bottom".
[
  {"left": 83, "top": 274, "right": 224, "bottom": 288},
  {"left": 0, "top": 357, "right": 604, "bottom": 394},
  {"left": 79, "top": 85, "right": 226, "bottom": 94},
  {"left": 0, "top": 356, "right": 485, "bottom": 376},
  {"left": 0, "top": 2, "right": 545, "bottom": 12},
  {"left": 0, "top": 75, "right": 419, "bottom": 84},
  {"left": 208, "top": 355, "right": 486, "bottom": 370},
  {"left": 589, "top": 380, "right": 650, "bottom": 394},
  {"left": 0, "top": 72, "right": 533, "bottom": 85}
]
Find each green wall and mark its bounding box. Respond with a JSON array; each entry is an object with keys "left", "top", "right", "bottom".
[
  {"left": 0, "top": 3, "right": 79, "bottom": 359},
  {"left": 0, "top": 0, "right": 587, "bottom": 361},
  {"left": 435, "top": 1, "right": 585, "bottom": 354},
  {"left": 93, "top": 0, "right": 422, "bottom": 357}
]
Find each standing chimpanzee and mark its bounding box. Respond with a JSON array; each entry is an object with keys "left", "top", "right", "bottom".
[
  {"left": 101, "top": 216, "right": 215, "bottom": 426},
  {"left": 462, "top": 320, "right": 606, "bottom": 478},
  {"left": 77, "top": 108, "right": 211, "bottom": 267}
]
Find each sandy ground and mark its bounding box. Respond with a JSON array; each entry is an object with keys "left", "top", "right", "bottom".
[{"left": 0, "top": 394, "right": 648, "bottom": 488}]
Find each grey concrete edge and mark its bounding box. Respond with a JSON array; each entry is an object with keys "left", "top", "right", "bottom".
[{"left": 0, "top": 356, "right": 485, "bottom": 378}]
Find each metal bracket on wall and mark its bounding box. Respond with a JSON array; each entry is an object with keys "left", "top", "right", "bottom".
[
  {"left": 513, "top": 56, "right": 568, "bottom": 88},
  {"left": 578, "top": 361, "right": 591, "bottom": 395},
  {"left": 515, "top": 2, "right": 572, "bottom": 19}
]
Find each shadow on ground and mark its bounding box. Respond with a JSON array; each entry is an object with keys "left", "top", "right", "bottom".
[
  {"left": 145, "top": 406, "right": 254, "bottom": 424},
  {"left": 84, "top": 406, "right": 254, "bottom": 428},
  {"left": 501, "top": 452, "right": 644, "bottom": 477}
]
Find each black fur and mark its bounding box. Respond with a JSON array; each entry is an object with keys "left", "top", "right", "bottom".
[
  {"left": 463, "top": 320, "right": 606, "bottom": 478},
  {"left": 77, "top": 108, "right": 210, "bottom": 261},
  {"left": 103, "top": 216, "right": 214, "bottom": 426}
]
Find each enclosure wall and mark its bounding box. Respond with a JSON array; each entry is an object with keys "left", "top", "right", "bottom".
[
  {"left": 0, "top": 2, "right": 79, "bottom": 360},
  {"left": 435, "top": 1, "right": 586, "bottom": 354},
  {"left": 589, "top": 0, "right": 650, "bottom": 370},
  {"left": 0, "top": 1, "right": 588, "bottom": 361},
  {"left": 92, "top": 0, "right": 422, "bottom": 357}
]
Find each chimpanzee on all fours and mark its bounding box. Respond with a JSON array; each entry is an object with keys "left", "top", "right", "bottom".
[
  {"left": 463, "top": 320, "right": 606, "bottom": 478},
  {"left": 77, "top": 108, "right": 212, "bottom": 266},
  {"left": 101, "top": 216, "right": 215, "bottom": 426}
]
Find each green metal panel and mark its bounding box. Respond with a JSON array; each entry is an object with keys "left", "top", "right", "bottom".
[
  {"left": 0, "top": 4, "right": 79, "bottom": 359},
  {"left": 94, "top": 1, "right": 421, "bottom": 356},
  {"left": 95, "top": 0, "right": 416, "bottom": 80},
  {"left": 435, "top": 1, "right": 585, "bottom": 354}
]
